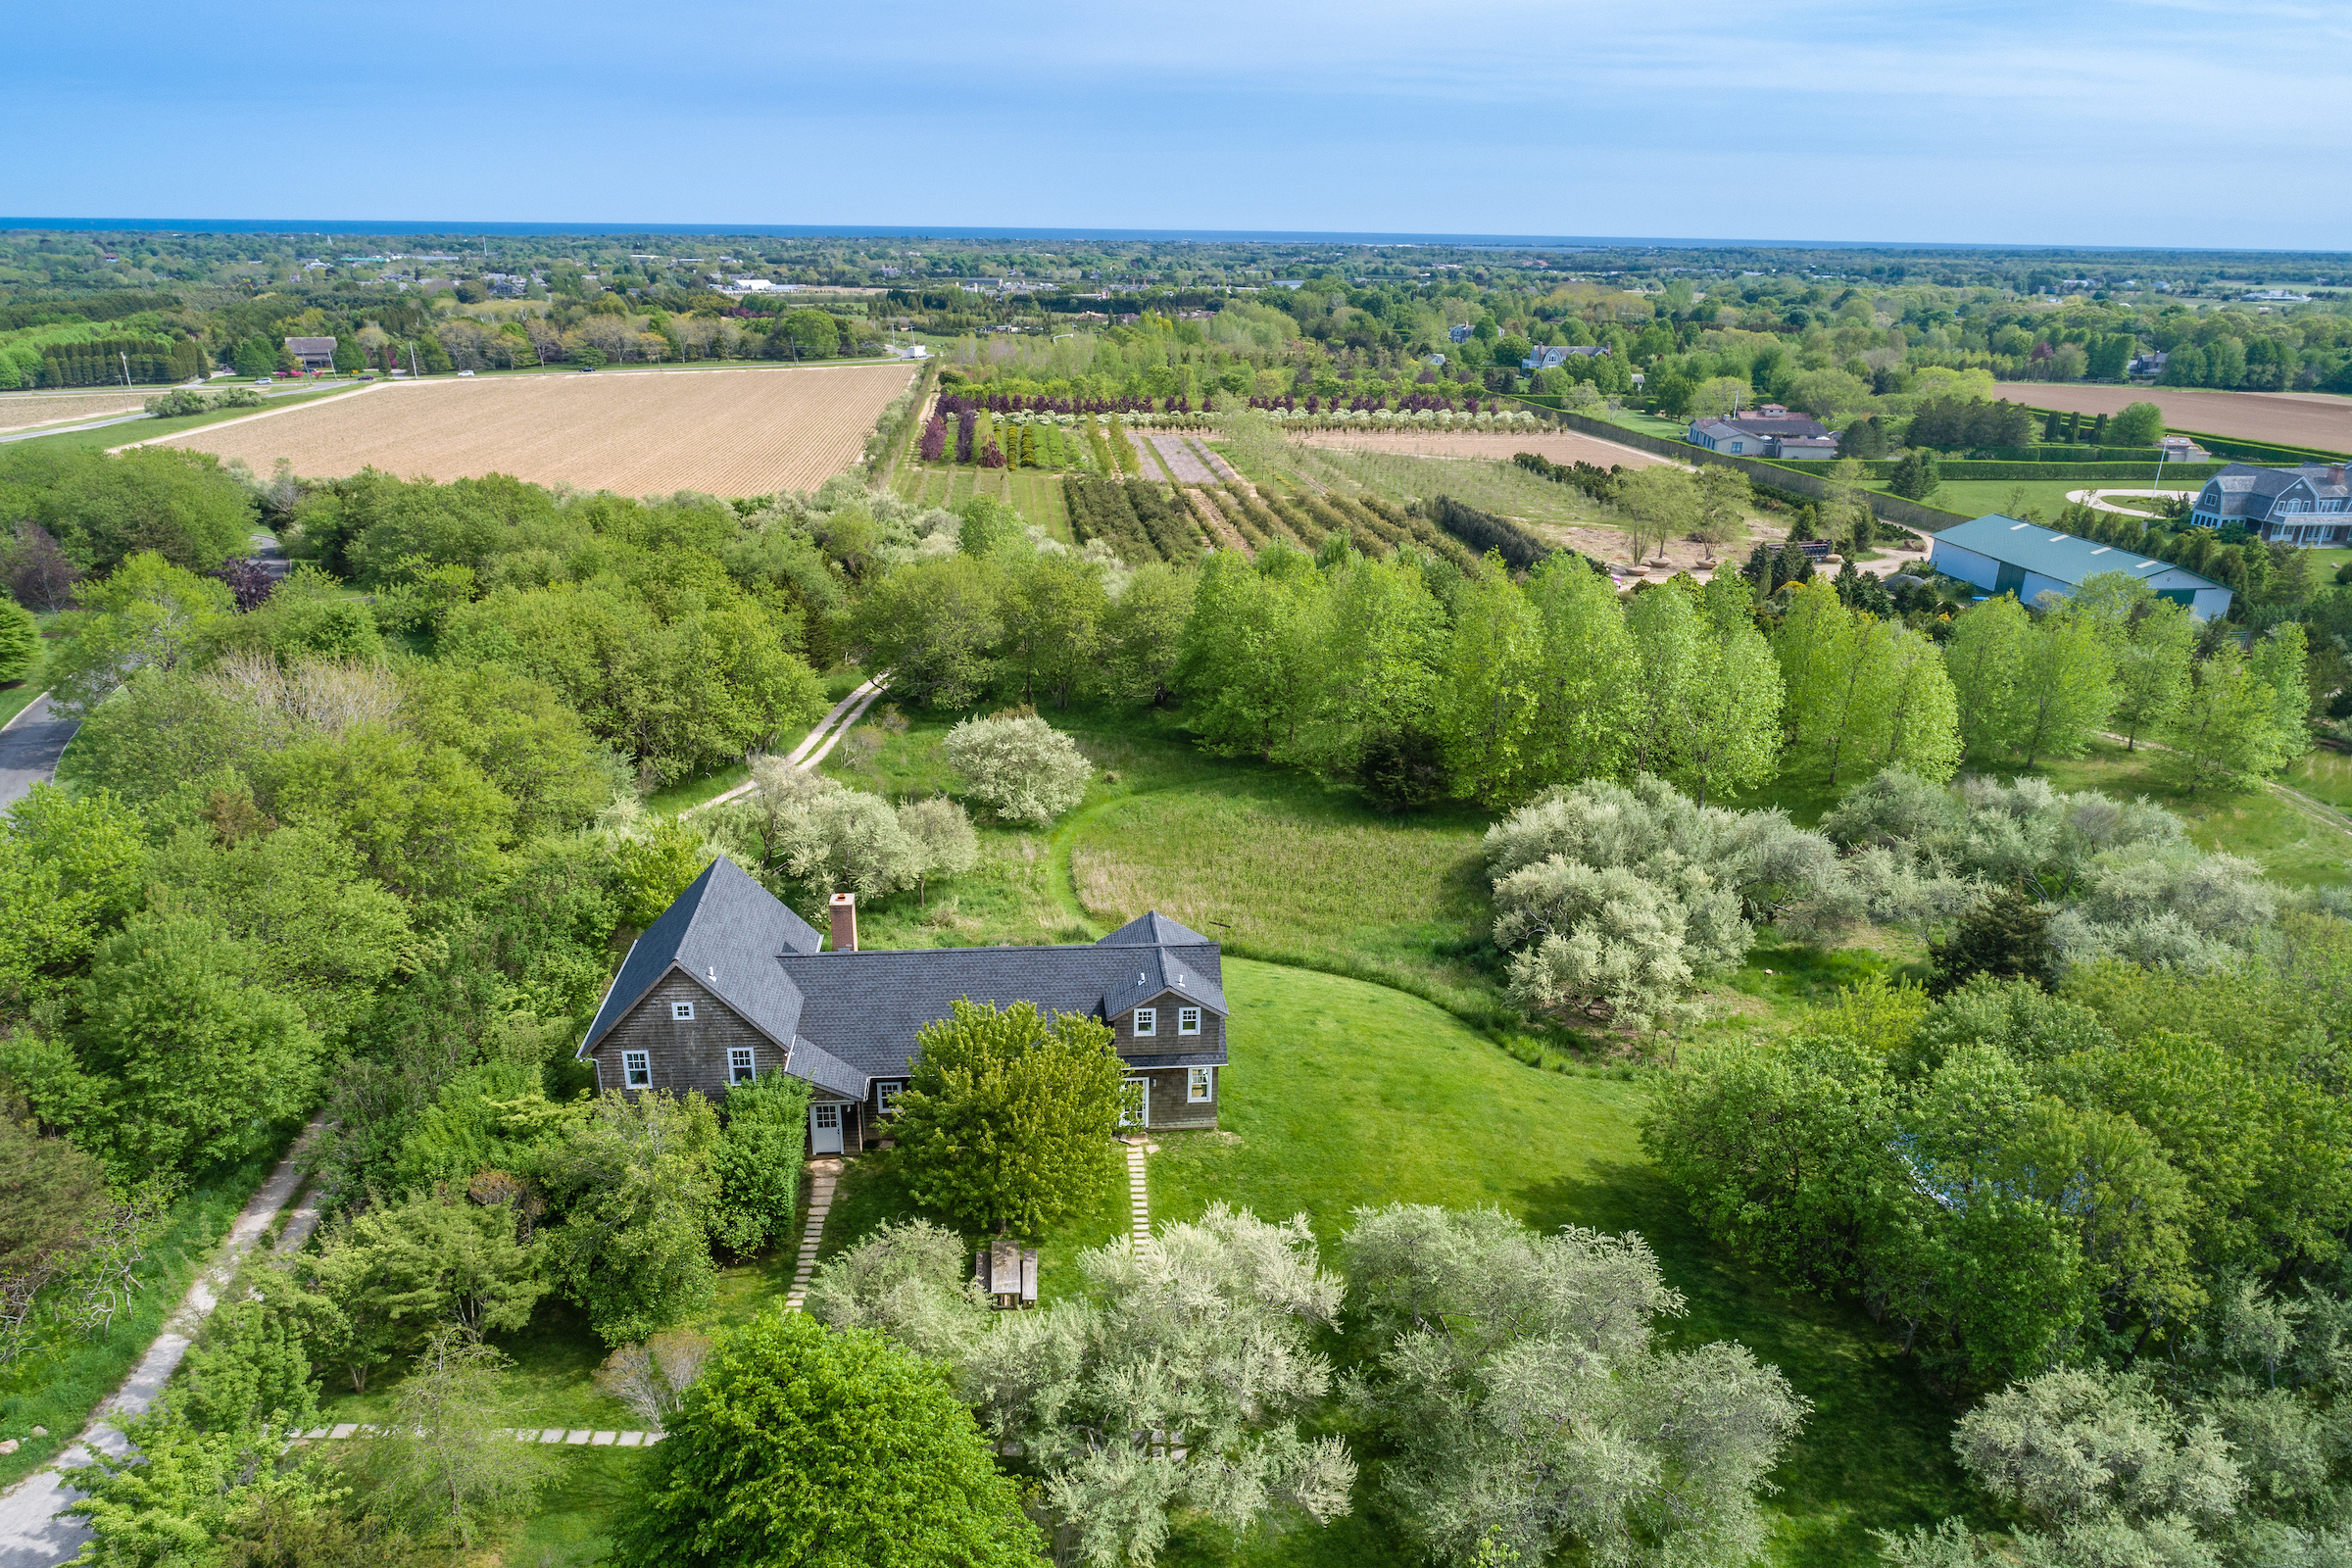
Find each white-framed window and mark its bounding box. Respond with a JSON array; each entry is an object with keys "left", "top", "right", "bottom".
[
  {"left": 877, "top": 1080, "right": 906, "bottom": 1113},
  {"left": 623, "top": 1050, "right": 651, "bottom": 1088},
  {"left": 671, "top": 1000, "right": 695, "bottom": 1021},
  {"left": 1188, "top": 1067, "right": 1213, "bottom": 1103},
  {"left": 1177, "top": 1006, "right": 1201, "bottom": 1036},
  {"left": 1133, "top": 1007, "right": 1156, "bottom": 1037},
  {"left": 728, "top": 1047, "right": 756, "bottom": 1085}
]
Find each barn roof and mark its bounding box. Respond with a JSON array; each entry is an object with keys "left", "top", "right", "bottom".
[{"left": 1931, "top": 514, "right": 2224, "bottom": 592}]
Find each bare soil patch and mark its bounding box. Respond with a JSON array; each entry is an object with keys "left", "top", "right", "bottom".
[
  {"left": 1296, "top": 427, "right": 1668, "bottom": 468},
  {"left": 2007, "top": 385, "right": 2352, "bottom": 453},
  {"left": 154, "top": 364, "right": 914, "bottom": 496},
  {"left": 0, "top": 390, "right": 156, "bottom": 432}
]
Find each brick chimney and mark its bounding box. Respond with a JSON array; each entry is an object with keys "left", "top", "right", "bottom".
[{"left": 828, "top": 892, "right": 857, "bottom": 953}]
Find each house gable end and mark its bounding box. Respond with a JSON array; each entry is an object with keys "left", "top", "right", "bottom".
[{"left": 583, "top": 969, "right": 790, "bottom": 1100}]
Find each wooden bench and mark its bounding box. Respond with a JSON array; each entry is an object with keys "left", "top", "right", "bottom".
[{"left": 975, "top": 1242, "right": 1038, "bottom": 1308}]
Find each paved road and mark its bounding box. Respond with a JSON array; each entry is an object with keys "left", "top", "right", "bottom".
[
  {"left": 0, "top": 1123, "right": 322, "bottom": 1567},
  {"left": 0, "top": 694, "right": 74, "bottom": 810}
]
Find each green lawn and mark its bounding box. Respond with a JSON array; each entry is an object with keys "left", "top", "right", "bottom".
[
  {"left": 1144, "top": 958, "right": 1977, "bottom": 1568},
  {"left": 2287, "top": 748, "right": 2352, "bottom": 810},
  {"left": 1889, "top": 477, "right": 2201, "bottom": 525}
]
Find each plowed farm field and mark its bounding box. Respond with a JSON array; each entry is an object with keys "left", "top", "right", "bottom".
[
  {"left": 0, "top": 390, "right": 156, "bottom": 432},
  {"left": 151, "top": 364, "right": 915, "bottom": 495},
  {"left": 2007, "top": 385, "right": 2352, "bottom": 454}
]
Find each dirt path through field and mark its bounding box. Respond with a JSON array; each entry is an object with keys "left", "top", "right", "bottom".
[
  {"left": 1185, "top": 488, "right": 1250, "bottom": 556},
  {"left": 2010, "top": 386, "right": 2352, "bottom": 452}
]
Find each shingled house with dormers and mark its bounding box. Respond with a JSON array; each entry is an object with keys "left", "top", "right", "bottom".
[
  {"left": 2188, "top": 462, "right": 2352, "bottom": 547},
  {"left": 577, "top": 857, "right": 1229, "bottom": 1154}
]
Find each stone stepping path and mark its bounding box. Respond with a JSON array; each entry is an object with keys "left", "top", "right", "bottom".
[
  {"left": 783, "top": 1161, "right": 841, "bottom": 1312},
  {"left": 1124, "top": 1140, "right": 1152, "bottom": 1249},
  {"left": 305, "top": 1425, "right": 663, "bottom": 1446}
]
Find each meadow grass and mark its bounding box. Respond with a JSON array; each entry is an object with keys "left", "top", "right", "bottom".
[
  {"left": 2288, "top": 747, "right": 2352, "bottom": 810},
  {"left": 1144, "top": 958, "right": 1979, "bottom": 1568},
  {"left": 2042, "top": 736, "right": 2352, "bottom": 889},
  {"left": 814, "top": 701, "right": 1507, "bottom": 1016},
  {"left": 0, "top": 1147, "right": 281, "bottom": 1489}
]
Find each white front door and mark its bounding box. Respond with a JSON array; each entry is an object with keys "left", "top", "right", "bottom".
[
  {"left": 1119, "top": 1076, "right": 1150, "bottom": 1129},
  {"left": 810, "top": 1102, "right": 844, "bottom": 1154}
]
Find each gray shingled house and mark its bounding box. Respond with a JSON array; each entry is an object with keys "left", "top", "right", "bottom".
[
  {"left": 2188, "top": 462, "right": 2352, "bottom": 546},
  {"left": 577, "top": 857, "right": 1229, "bottom": 1153}
]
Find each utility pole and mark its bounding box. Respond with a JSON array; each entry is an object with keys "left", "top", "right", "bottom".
[{"left": 120, "top": 351, "right": 131, "bottom": 388}]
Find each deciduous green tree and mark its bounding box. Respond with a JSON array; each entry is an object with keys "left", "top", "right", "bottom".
[
  {"left": 535, "top": 1090, "right": 724, "bottom": 1346},
  {"left": 0, "top": 596, "right": 34, "bottom": 684},
  {"left": 892, "top": 1000, "right": 1123, "bottom": 1237},
  {"left": 610, "top": 1311, "right": 1043, "bottom": 1568},
  {"left": 710, "top": 1070, "right": 813, "bottom": 1255},
  {"left": 46, "top": 553, "right": 234, "bottom": 716},
  {"left": 1944, "top": 593, "right": 2032, "bottom": 764},
  {"left": 77, "top": 912, "right": 318, "bottom": 1175}
]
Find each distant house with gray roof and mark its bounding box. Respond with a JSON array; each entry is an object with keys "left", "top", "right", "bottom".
[
  {"left": 578, "top": 858, "right": 1227, "bottom": 1153},
  {"left": 1687, "top": 409, "right": 1835, "bottom": 459},
  {"left": 282, "top": 336, "right": 337, "bottom": 372},
  {"left": 1521, "top": 344, "right": 1611, "bottom": 371},
  {"left": 1928, "top": 514, "right": 2231, "bottom": 618},
  {"left": 2188, "top": 462, "right": 2352, "bottom": 547}
]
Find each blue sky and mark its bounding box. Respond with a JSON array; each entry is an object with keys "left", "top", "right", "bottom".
[{"left": 8, "top": 0, "right": 2347, "bottom": 251}]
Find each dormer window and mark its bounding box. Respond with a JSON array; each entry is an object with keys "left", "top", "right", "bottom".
[
  {"left": 1134, "top": 1007, "right": 1156, "bottom": 1037},
  {"left": 672, "top": 1001, "right": 695, "bottom": 1021},
  {"left": 1178, "top": 1007, "right": 1200, "bottom": 1035}
]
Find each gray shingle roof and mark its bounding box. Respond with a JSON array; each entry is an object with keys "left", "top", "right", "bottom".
[
  {"left": 775, "top": 939, "right": 1228, "bottom": 1083},
  {"left": 581, "top": 857, "right": 822, "bottom": 1054},
  {"left": 580, "top": 858, "right": 1228, "bottom": 1091},
  {"left": 1099, "top": 911, "right": 1214, "bottom": 947},
  {"left": 2197, "top": 462, "right": 2349, "bottom": 520},
  {"left": 787, "top": 1036, "right": 870, "bottom": 1100}
]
